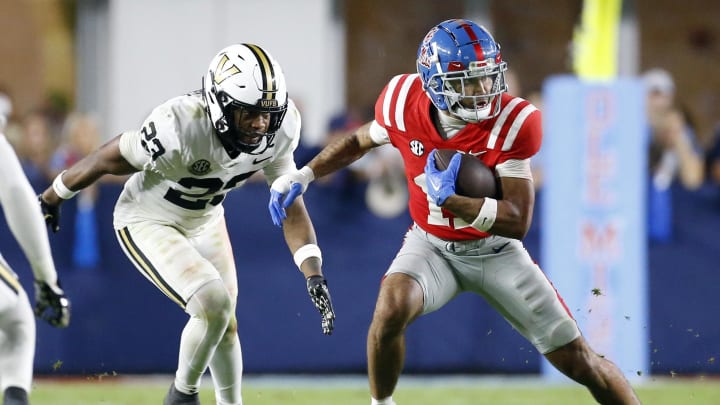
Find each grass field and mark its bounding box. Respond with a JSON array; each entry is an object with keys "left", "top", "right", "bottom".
[{"left": 29, "top": 374, "right": 720, "bottom": 404}]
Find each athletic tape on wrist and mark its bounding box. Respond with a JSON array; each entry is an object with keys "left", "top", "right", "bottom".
[
  {"left": 471, "top": 197, "right": 497, "bottom": 232},
  {"left": 299, "top": 165, "right": 315, "bottom": 182},
  {"left": 293, "top": 244, "right": 322, "bottom": 269},
  {"left": 52, "top": 170, "right": 79, "bottom": 200}
]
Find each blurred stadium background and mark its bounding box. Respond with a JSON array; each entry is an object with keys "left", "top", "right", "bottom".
[{"left": 1, "top": 0, "right": 719, "bottom": 403}]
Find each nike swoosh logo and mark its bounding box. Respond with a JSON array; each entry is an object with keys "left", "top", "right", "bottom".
[
  {"left": 492, "top": 241, "right": 511, "bottom": 254},
  {"left": 252, "top": 156, "right": 271, "bottom": 165},
  {"left": 428, "top": 177, "right": 441, "bottom": 192},
  {"left": 469, "top": 150, "right": 487, "bottom": 156}
]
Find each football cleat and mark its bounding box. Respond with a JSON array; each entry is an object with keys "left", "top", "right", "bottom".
[
  {"left": 163, "top": 383, "right": 200, "bottom": 405},
  {"left": 3, "top": 387, "right": 29, "bottom": 405}
]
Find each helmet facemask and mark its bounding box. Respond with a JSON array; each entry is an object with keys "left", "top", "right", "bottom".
[
  {"left": 214, "top": 87, "right": 287, "bottom": 155},
  {"left": 431, "top": 60, "right": 507, "bottom": 123}
]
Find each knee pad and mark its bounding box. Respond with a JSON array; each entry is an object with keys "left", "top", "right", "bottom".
[
  {"left": 543, "top": 318, "right": 582, "bottom": 354},
  {"left": 186, "top": 279, "right": 232, "bottom": 324}
]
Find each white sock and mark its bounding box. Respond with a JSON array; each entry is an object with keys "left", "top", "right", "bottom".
[
  {"left": 175, "top": 315, "right": 207, "bottom": 394},
  {"left": 371, "top": 396, "right": 396, "bottom": 405},
  {"left": 175, "top": 280, "right": 232, "bottom": 394},
  {"left": 209, "top": 330, "right": 243, "bottom": 405}
]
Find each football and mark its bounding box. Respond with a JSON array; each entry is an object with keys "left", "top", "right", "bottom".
[{"left": 433, "top": 149, "right": 499, "bottom": 198}]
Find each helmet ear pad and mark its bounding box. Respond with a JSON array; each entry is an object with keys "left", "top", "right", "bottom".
[
  {"left": 202, "top": 71, "right": 230, "bottom": 134},
  {"left": 424, "top": 74, "right": 449, "bottom": 111}
]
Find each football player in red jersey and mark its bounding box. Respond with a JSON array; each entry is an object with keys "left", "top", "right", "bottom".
[{"left": 269, "top": 19, "right": 640, "bottom": 405}]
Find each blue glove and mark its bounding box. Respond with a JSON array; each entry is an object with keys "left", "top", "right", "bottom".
[
  {"left": 268, "top": 167, "right": 315, "bottom": 227},
  {"left": 269, "top": 182, "right": 304, "bottom": 227},
  {"left": 424, "top": 149, "right": 461, "bottom": 206}
]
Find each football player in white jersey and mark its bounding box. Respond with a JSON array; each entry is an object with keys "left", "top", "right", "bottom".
[
  {"left": 38, "top": 43, "right": 335, "bottom": 405},
  {"left": 269, "top": 20, "right": 639, "bottom": 405},
  {"left": 0, "top": 113, "right": 70, "bottom": 405}
]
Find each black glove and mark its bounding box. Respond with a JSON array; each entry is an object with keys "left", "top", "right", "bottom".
[
  {"left": 306, "top": 275, "right": 335, "bottom": 335},
  {"left": 34, "top": 280, "right": 71, "bottom": 328},
  {"left": 38, "top": 195, "right": 61, "bottom": 233}
]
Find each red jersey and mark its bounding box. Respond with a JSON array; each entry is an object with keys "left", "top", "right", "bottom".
[{"left": 374, "top": 73, "right": 542, "bottom": 240}]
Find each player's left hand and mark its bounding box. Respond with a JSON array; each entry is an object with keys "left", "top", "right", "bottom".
[
  {"left": 306, "top": 275, "right": 335, "bottom": 335},
  {"left": 424, "top": 149, "right": 461, "bottom": 206},
  {"left": 269, "top": 183, "right": 304, "bottom": 227},
  {"left": 38, "top": 195, "right": 61, "bottom": 233},
  {"left": 34, "top": 280, "right": 71, "bottom": 328}
]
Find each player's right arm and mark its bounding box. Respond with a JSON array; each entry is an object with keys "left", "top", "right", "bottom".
[
  {"left": 269, "top": 73, "right": 402, "bottom": 225},
  {"left": 306, "top": 121, "right": 380, "bottom": 178},
  {"left": 268, "top": 120, "right": 385, "bottom": 226},
  {"left": 0, "top": 134, "right": 61, "bottom": 284},
  {"left": 41, "top": 135, "right": 138, "bottom": 206},
  {"left": 0, "top": 133, "right": 71, "bottom": 327},
  {"left": 39, "top": 135, "right": 140, "bottom": 233}
]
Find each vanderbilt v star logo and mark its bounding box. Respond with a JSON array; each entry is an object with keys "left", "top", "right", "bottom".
[{"left": 214, "top": 54, "right": 240, "bottom": 84}]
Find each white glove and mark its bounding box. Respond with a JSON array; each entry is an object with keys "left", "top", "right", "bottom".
[{"left": 270, "top": 166, "right": 314, "bottom": 194}]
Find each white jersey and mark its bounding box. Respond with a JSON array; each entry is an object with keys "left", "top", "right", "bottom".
[{"left": 114, "top": 91, "right": 300, "bottom": 231}]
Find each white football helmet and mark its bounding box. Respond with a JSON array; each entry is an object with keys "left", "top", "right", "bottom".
[{"left": 203, "top": 43, "right": 288, "bottom": 154}]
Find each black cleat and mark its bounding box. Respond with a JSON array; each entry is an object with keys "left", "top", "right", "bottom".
[
  {"left": 163, "top": 383, "right": 200, "bottom": 405},
  {"left": 3, "top": 386, "right": 29, "bottom": 405}
]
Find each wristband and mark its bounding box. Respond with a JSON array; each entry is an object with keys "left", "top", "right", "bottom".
[
  {"left": 299, "top": 165, "right": 315, "bottom": 182},
  {"left": 52, "top": 170, "right": 79, "bottom": 200},
  {"left": 293, "top": 244, "right": 322, "bottom": 269},
  {"left": 471, "top": 197, "right": 497, "bottom": 232}
]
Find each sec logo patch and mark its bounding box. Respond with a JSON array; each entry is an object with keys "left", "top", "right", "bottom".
[
  {"left": 189, "top": 159, "right": 211, "bottom": 175},
  {"left": 409, "top": 140, "right": 425, "bottom": 156}
]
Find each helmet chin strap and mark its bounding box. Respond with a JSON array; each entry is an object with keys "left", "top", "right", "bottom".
[
  {"left": 449, "top": 99, "right": 493, "bottom": 123},
  {"left": 217, "top": 128, "right": 274, "bottom": 158},
  {"left": 238, "top": 134, "right": 271, "bottom": 154}
]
